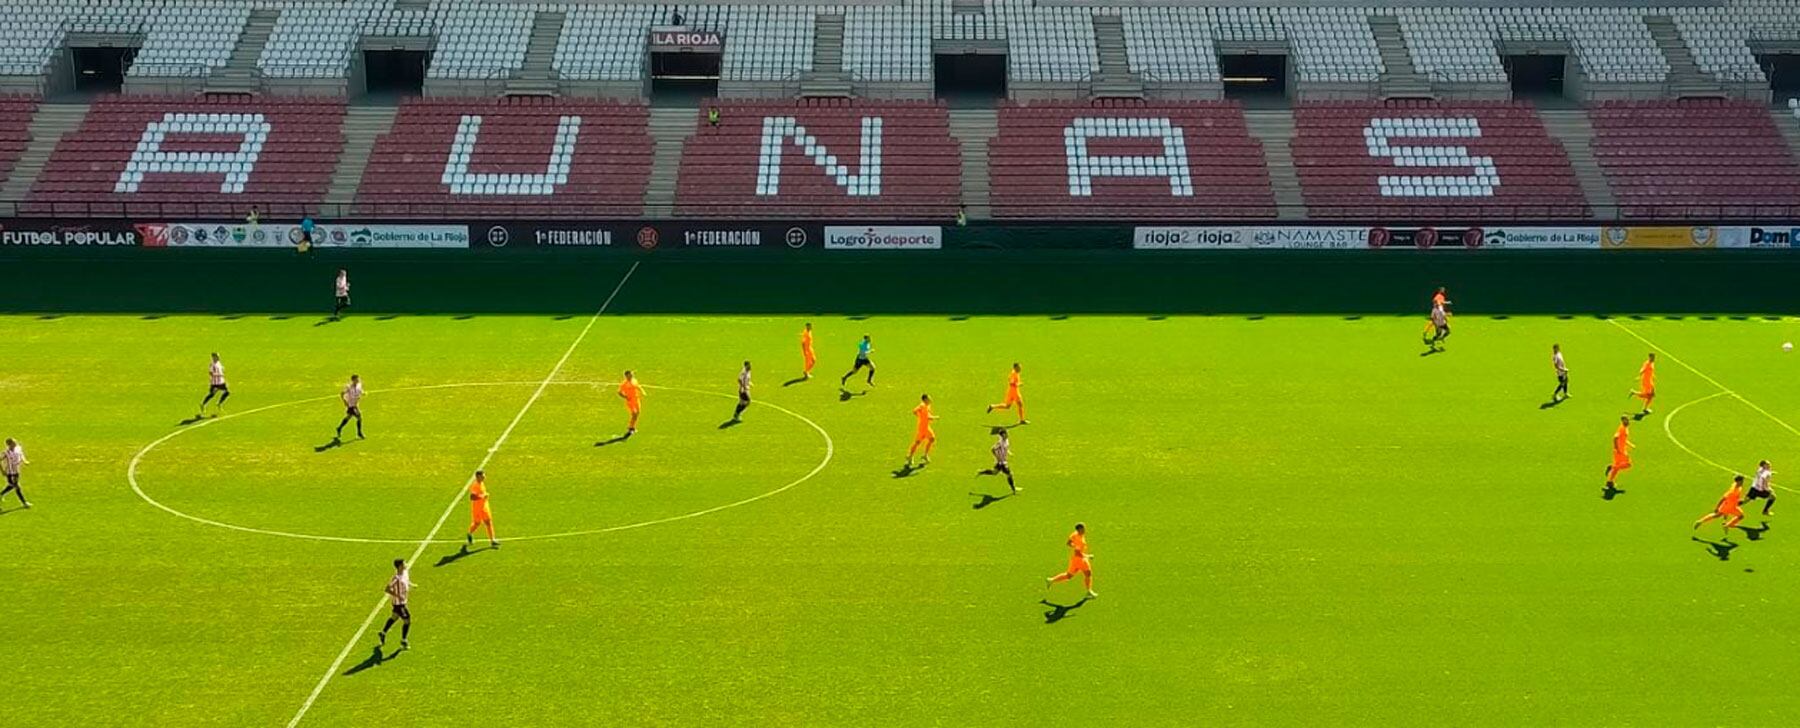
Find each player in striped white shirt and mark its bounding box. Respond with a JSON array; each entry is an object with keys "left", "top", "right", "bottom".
[
  {"left": 378, "top": 558, "right": 412, "bottom": 650},
  {"left": 1, "top": 438, "right": 28, "bottom": 509},
  {"left": 199, "top": 352, "right": 231, "bottom": 417},
  {"left": 1744, "top": 460, "right": 1777, "bottom": 516},
  {"left": 332, "top": 269, "right": 351, "bottom": 320},
  {"left": 1551, "top": 344, "right": 1569, "bottom": 402},
  {"left": 730, "top": 361, "right": 753, "bottom": 422},
  {"left": 979, "top": 428, "right": 1018, "bottom": 493},
  {"left": 335, "top": 374, "right": 365, "bottom": 440}
]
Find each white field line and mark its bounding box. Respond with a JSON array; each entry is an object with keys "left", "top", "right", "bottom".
[
  {"left": 286, "top": 261, "right": 638, "bottom": 728},
  {"left": 1609, "top": 319, "right": 1800, "bottom": 494},
  {"left": 128, "top": 383, "right": 833, "bottom": 544}
]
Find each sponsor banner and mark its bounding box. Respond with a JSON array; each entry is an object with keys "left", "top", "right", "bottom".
[
  {"left": 1717, "top": 226, "right": 1800, "bottom": 249},
  {"left": 649, "top": 26, "right": 724, "bottom": 52},
  {"left": 1366, "top": 227, "right": 1486, "bottom": 249},
  {"left": 1132, "top": 226, "right": 1369, "bottom": 249},
  {"left": 146, "top": 223, "right": 469, "bottom": 248},
  {"left": 627, "top": 224, "right": 816, "bottom": 251},
  {"left": 0, "top": 220, "right": 142, "bottom": 246},
  {"left": 1478, "top": 226, "right": 1602, "bottom": 249},
  {"left": 479, "top": 224, "right": 617, "bottom": 248},
  {"left": 824, "top": 225, "right": 943, "bottom": 250},
  {"left": 1600, "top": 226, "right": 1719, "bottom": 249}
]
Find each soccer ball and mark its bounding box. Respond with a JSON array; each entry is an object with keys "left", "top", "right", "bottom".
[{"left": 1785, "top": 342, "right": 1794, "bottom": 352}]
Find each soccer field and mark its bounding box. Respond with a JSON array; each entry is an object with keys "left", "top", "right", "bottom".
[{"left": 6, "top": 254, "right": 1800, "bottom": 726}]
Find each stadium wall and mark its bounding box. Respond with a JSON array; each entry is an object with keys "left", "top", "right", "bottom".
[{"left": 2, "top": 217, "right": 1799, "bottom": 315}]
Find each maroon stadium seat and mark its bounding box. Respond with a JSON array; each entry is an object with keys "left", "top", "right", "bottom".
[
  {"left": 355, "top": 97, "right": 652, "bottom": 218},
  {"left": 1291, "top": 100, "right": 1589, "bottom": 220},
  {"left": 26, "top": 95, "right": 345, "bottom": 218},
  {"left": 674, "top": 99, "right": 960, "bottom": 220},
  {"left": 1588, "top": 99, "right": 1800, "bottom": 220},
  {"left": 989, "top": 100, "right": 1275, "bottom": 220},
  {"left": 0, "top": 95, "right": 39, "bottom": 189}
]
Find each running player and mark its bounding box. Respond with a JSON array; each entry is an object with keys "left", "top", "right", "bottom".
[
  {"left": 465, "top": 470, "right": 498, "bottom": 549},
  {"left": 1426, "top": 301, "right": 1450, "bottom": 350},
  {"left": 332, "top": 268, "right": 351, "bottom": 320},
  {"left": 979, "top": 428, "right": 1018, "bottom": 493},
  {"left": 1745, "top": 460, "right": 1776, "bottom": 516},
  {"left": 377, "top": 558, "right": 412, "bottom": 650},
  {"left": 199, "top": 352, "right": 231, "bottom": 416},
  {"left": 1422, "top": 286, "right": 1451, "bottom": 342},
  {"left": 732, "top": 361, "right": 752, "bottom": 421},
  {"left": 0, "top": 438, "right": 28, "bottom": 509},
  {"left": 841, "top": 334, "right": 876, "bottom": 387},
  {"left": 1551, "top": 344, "right": 1570, "bottom": 401},
  {"left": 1629, "top": 352, "right": 1656, "bottom": 414},
  {"left": 618, "top": 370, "right": 644, "bottom": 437},
  {"left": 906, "top": 394, "right": 938, "bottom": 466},
  {"left": 1045, "top": 522, "right": 1096, "bottom": 598},
  {"left": 1693, "top": 475, "right": 1748, "bottom": 535},
  {"left": 986, "top": 362, "right": 1028, "bottom": 424},
  {"left": 800, "top": 323, "right": 817, "bottom": 380},
  {"left": 1605, "top": 415, "right": 1633, "bottom": 492},
  {"left": 336, "top": 374, "right": 365, "bottom": 440}
]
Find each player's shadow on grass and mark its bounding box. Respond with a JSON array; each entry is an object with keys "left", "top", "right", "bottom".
[
  {"left": 970, "top": 491, "right": 1012, "bottom": 510},
  {"left": 343, "top": 645, "right": 400, "bottom": 676},
  {"left": 718, "top": 418, "right": 743, "bottom": 430},
  {"left": 1602, "top": 484, "right": 1625, "bottom": 501},
  {"left": 1739, "top": 521, "right": 1771, "bottom": 541},
  {"left": 435, "top": 544, "right": 493, "bottom": 568},
  {"left": 1693, "top": 536, "right": 1739, "bottom": 561},
  {"left": 1419, "top": 347, "right": 1444, "bottom": 357},
  {"left": 1041, "top": 597, "right": 1091, "bottom": 624},
  {"left": 1631, "top": 411, "right": 1651, "bottom": 422},
  {"left": 315, "top": 437, "right": 353, "bottom": 453},
  {"left": 839, "top": 388, "right": 868, "bottom": 402},
  {"left": 177, "top": 414, "right": 208, "bottom": 426},
  {"left": 1539, "top": 398, "right": 1566, "bottom": 410},
  {"left": 312, "top": 317, "right": 339, "bottom": 327},
  {"left": 782, "top": 376, "right": 809, "bottom": 387},
  {"left": 594, "top": 434, "right": 630, "bottom": 447},
  {"left": 892, "top": 463, "right": 922, "bottom": 478}
]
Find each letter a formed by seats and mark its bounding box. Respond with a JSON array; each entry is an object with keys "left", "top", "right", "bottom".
[
  {"left": 1062, "top": 117, "right": 1194, "bottom": 197},
  {"left": 115, "top": 113, "right": 272, "bottom": 194}
]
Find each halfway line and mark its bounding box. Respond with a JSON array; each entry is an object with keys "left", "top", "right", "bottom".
[{"left": 285, "top": 261, "right": 640, "bottom": 727}]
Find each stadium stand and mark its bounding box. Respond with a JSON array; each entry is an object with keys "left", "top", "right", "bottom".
[
  {"left": 25, "top": 95, "right": 345, "bottom": 217},
  {"left": 0, "top": 96, "right": 39, "bottom": 186},
  {"left": 1390, "top": 6, "right": 1668, "bottom": 85},
  {"left": 673, "top": 99, "right": 960, "bottom": 219},
  {"left": 1588, "top": 99, "right": 1800, "bottom": 219},
  {"left": 1122, "top": 7, "right": 1384, "bottom": 85},
  {"left": 988, "top": 101, "right": 1276, "bottom": 220},
  {"left": 355, "top": 97, "right": 652, "bottom": 218},
  {"left": 1292, "top": 101, "right": 1589, "bottom": 220}
]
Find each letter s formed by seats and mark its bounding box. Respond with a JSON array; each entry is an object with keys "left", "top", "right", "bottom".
[{"left": 1363, "top": 117, "right": 1499, "bottom": 198}]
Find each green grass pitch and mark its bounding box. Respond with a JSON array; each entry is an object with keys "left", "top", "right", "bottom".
[{"left": 6, "top": 259, "right": 1800, "bottom": 725}]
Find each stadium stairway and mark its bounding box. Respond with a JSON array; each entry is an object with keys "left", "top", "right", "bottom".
[
  {"left": 1244, "top": 110, "right": 1308, "bottom": 220},
  {"left": 1539, "top": 109, "right": 1618, "bottom": 216},
  {"left": 0, "top": 104, "right": 88, "bottom": 213},
  {"left": 1089, "top": 15, "right": 1145, "bottom": 99},
  {"left": 1369, "top": 16, "right": 1431, "bottom": 99},
  {"left": 507, "top": 10, "right": 565, "bottom": 97},
  {"left": 801, "top": 14, "right": 852, "bottom": 98},
  {"left": 325, "top": 107, "right": 400, "bottom": 212},
  {"left": 1645, "top": 16, "right": 1722, "bottom": 97},
  {"left": 645, "top": 106, "right": 696, "bottom": 218},
  {"left": 1776, "top": 101, "right": 1800, "bottom": 159},
  {"left": 204, "top": 8, "right": 277, "bottom": 95},
  {"left": 948, "top": 109, "right": 997, "bottom": 219}
]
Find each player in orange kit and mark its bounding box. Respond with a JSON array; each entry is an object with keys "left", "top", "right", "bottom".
[
  {"left": 1046, "top": 522, "right": 1096, "bottom": 598},
  {"left": 1629, "top": 352, "right": 1656, "bottom": 415},
  {"left": 906, "top": 394, "right": 938, "bottom": 467},
  {"left": 799, "top": 323, "right": 817, "bottom": 380},
  {"left": 618, "top": 370, "right": 644, "bottom": 437},
  {"left": 465, "top": 470, "right": 498, "bottom": 549},
  {"left": 986, "top": 362, "right": 1028, "bottom": 425},
  {"left": 1605, "top": 415, "right": 1634, "bottom": 494},
  {"left": 1693, "top": 475, "right": 1748, "bottom": 535}
]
